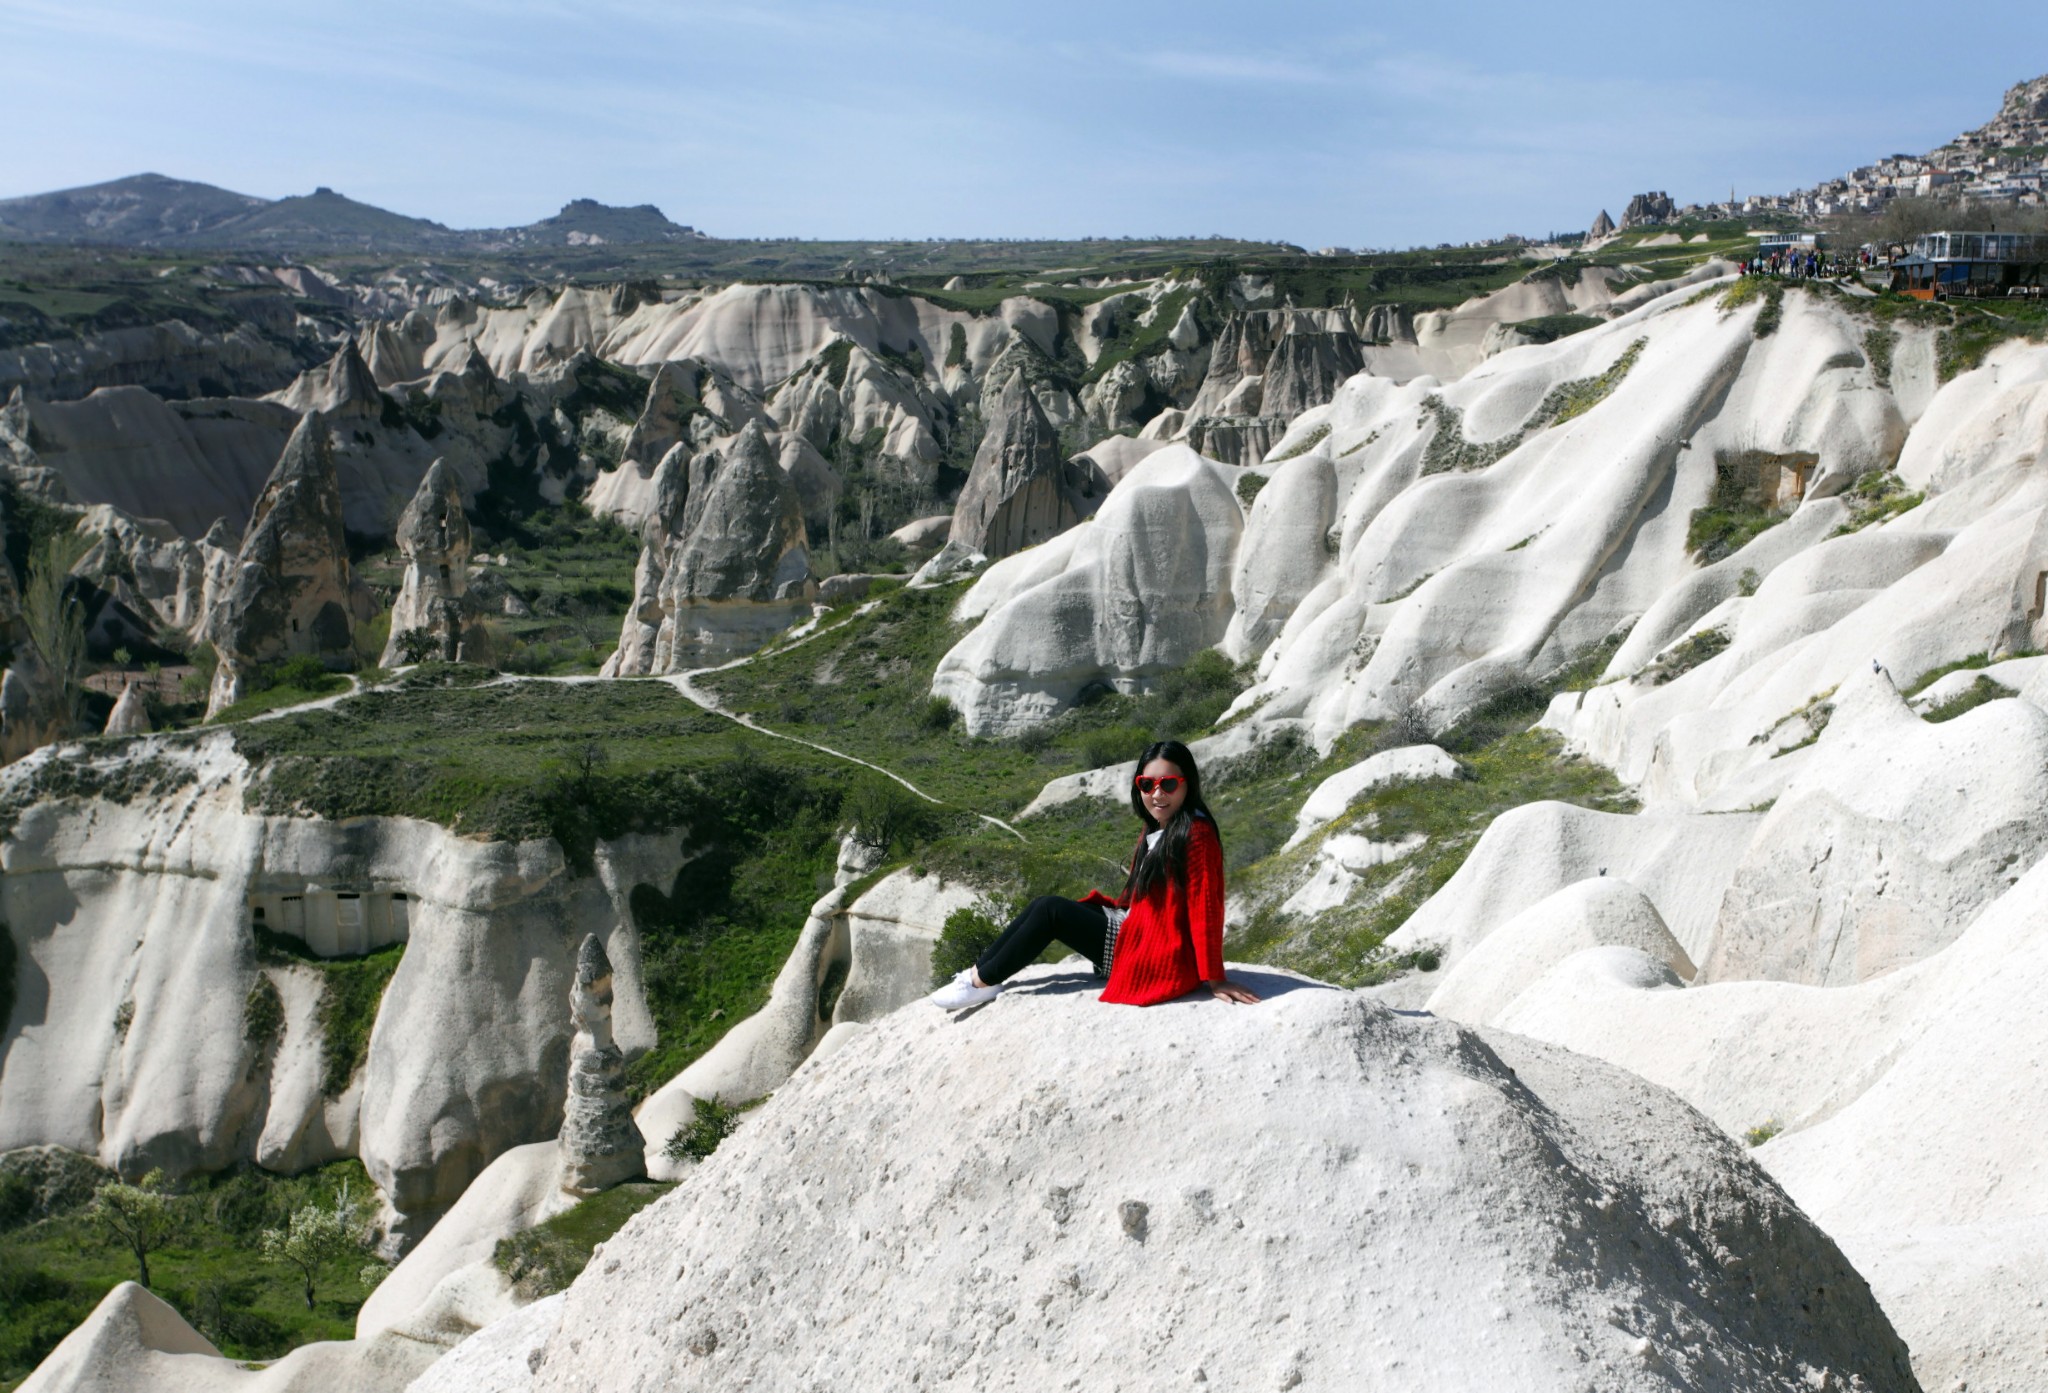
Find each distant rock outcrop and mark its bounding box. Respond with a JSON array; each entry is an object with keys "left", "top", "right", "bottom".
[
  {"left": 381, "top": 459, "right": 481, "bottom": 665},
  {"left": 602, "top": 421, "right": 814, "bottom": 673},
  {"left": 947, "top": 373, "right": 1079, "bottom": 559},
  {"left": 557, "top": 935, "right": 646, "bottom": 1196},
  {"left": 1619, "top": 191, "right": 1676, "bottom": 228},
  {"left": 1589, "top": 209, "right": 1616, "bottom": 239},
  {"left": 202, "top": 412, "right": 355, "bottom": 714}
]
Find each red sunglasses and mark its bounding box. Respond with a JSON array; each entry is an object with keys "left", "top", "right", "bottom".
[{"left": 1134, "top": 775, "right": 1184, "bottom": 795}]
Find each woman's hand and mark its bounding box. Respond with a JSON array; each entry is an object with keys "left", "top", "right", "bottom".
[{"left": 1207, "top": 977, "right": 1260, "bottom": 1005}]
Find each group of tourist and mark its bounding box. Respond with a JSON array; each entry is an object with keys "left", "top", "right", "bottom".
[{"left": 1738, "top": 248, "right": 1858, "bottom": 280}]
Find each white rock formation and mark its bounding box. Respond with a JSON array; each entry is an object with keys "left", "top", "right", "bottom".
[
  {"left": 1283, "top": 742, "right": 1462, "bottom": 847},
  {"left": 18, "top": 1280, "right": 441, "bottom": 1393},
  {"left": 0, "top": 733, "right": 678, "bottom": 1245},
  {"left": 932, "top": 443, "right": 1246, "bottom": 735},
  {"left": 556, "top": 934, "right": 645, "bottom": 1195},
  {"left": 601, "top": 421, "right": 815, "bottom": 674},
  {"left": 379, "top": 459, "right": 483, "bottom": 666},
  {"left": 521, "top": 970, "right": 1915, "bottom": 1392},
  {"left": 101, "top": 683, "right": 150, "bottom": 736},
  {"left": 202, "top": 412, "right": 356, "bottom": 715},
  {"left": 946, "top": 372, "right": 1079, "bottom": 559}
]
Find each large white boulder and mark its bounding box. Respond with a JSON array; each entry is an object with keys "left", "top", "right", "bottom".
[{"left": 523, "top": 968, "right": 1915, "bottom": 1392}]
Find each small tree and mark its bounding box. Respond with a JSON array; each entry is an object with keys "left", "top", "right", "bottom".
[
  {"left": 87, "top": 1168, "right": 181, "bottom": 1288},
  {"left": 395, "top": 627, "right": 437, "bottom": 665},
  {"left": 260, "top": 1182, "right": 375, "bottom": 1311},
  {"left": 21, "top": 533, "right": 88, "bottom": 734}
]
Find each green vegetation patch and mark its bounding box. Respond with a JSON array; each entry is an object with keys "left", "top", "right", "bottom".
[
  {"left": 208, "top": 655, "right": 351, "bottom": 723},
  {"left": 1863, "top": 327, "right": 1896, "bottom": 388},
  {"left": 1232, "top": 710, "right": 1636, "bottom": 986},
  {"left": 491, "top": 1182, "right": 674, "bottom": 1300},
  {"left": 1421, "top": 338, "right": 1647, "bottom": 476},
  {"left": 0, "top": 752, "right": 198, "bottom": 842},
  {"left": 1269, "top": 425, "right": 1331, "bottom": 462},
  {"left": 1686, "top": 448, "right": 1814, "bottom": 563},
  {"left": 1832, "top": 469, "right": 1923, "bottom": 536},
  {"left": 1509, "top": 313, "right": 1602, "bottom": 344},
  {"left": 252, "top": 929, "right": 402, "bottom": 1097},
  {"left": 0, "top": 1158, "right": 383, "bottom": 1384},
  {"left": 1923, "top": 675, "right": 2017, "bottom": 724},
  {"left": 1640, "top": 628, "right": 1731, "bottom": 686}
]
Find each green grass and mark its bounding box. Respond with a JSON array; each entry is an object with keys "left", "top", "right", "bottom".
[
  {"left": 1863, "top": 327, "right": 1896, "bottom": 388},
  {"left": 0, "top": 1159, "right": 384, "bottom": 1388},
  {"left": 1640, "top": 627, "right": 1731, "bottom": 686},
  {"left": 250, "top": 928, "right": 402, "bottom": 1096},
  {"left": 1231, "top": 714, "right": 1636, "bottom": 986},
  {"left": 490, "top": 1182, "right": 674, "bottom": 1300},
  {"left": 1420, "top": 338, "right": 1645, "bottom": 476},
  {"left": 1509, "top": 313, "right": 1602, "bottom": 344},
  {"left": 1922, "top": 676, "right": 2016, "bottom": 724},
  {"left": 1903, "top": 651, "right": 2001, "bottom": 698},
  {"left": 1832, "top": 470, "right": 1923, "bottom": 536}
]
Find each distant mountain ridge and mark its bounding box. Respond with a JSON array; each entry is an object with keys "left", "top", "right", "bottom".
[{"left": 0, "top": 174, "right": 706, "bottom": 251}]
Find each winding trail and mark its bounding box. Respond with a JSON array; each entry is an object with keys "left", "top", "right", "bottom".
[
  {"left": 663, "top": 605, "right": 1027, "bottom": 842},
  {"left": 228, "top": 599, "right": 1029, "bottom": 841}
]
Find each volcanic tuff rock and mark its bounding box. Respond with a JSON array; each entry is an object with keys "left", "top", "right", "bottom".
[
  {"left": 1619, "top": 191, "right": 1677, "bottom": 227},
  {"left": 603, "top": 421, "right": 813, "bottom": 673},
  {"left": 0, "top": 733, "right": 678, "bottom": 1246},
  {"left": 556, "top": 935, "right": 646, "bottom": 1195},
  {"left": 1589, "top": 209, "right": 1616, "bottom": 240},
  {"left": 947, "top": 372, "right": 1080, "bottom": 558},
  {"left": 521, "top": 969, "right": 1915, "bottom": 1393},
  {"left": 381, "top": 459, "right": 482, "bottom": 665},
  {"left": 17, "top": 1279, "right": 441, "bottom": 1393},
  {"left": 933, "top": 443, "right": 1246, "bottom": 735},
  {"left": 101, "top": 683, "right": 150, "bottom": 737},
  {"left": 202, "top": 412, "right": 355, "bottom": 713}
]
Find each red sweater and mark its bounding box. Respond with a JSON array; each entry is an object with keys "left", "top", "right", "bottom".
[{"left": 1081, "top": 816, "right": 1226, "bottom": 1006}]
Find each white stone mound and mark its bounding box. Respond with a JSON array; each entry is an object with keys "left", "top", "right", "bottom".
[
  {"left": 517, "top": 969, "right": 1914, "bottom": 1393},
  {"left": 932, "top": 443, "right": 1246, "bottom": 735},
  {"left": 18, "top": 1280, "right": 441, "bottom": 1393},
  {"left": 1284, "top": 742, "right": 1461, "bottom": 847}
]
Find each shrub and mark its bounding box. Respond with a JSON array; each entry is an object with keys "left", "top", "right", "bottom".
[
  {"left": 930, "top": 905, "right": 1006, "bottom": 987},
  {"left": 843, "top": 774, "right": 938, "bottom": 856},
  {"left": 1236, "top": 472, "right": 1270, "bottom": 509},
  {"left": 1641, "top": 628, "right": 1731, "bottom": 686},
  {"left": 1923, "top": 676, "right": 2015, "bottom": 725},
  {"left": 664, "top": 1096, "right": 741, "bottom": 1163},
  {"left": 395, "top": 628, "right": 437, "bottom": 665},
  {"left": 491, "top": 1183, "right": 671, "bottom": 1300},
  {"left": 1863, "top": 327, "right": 1896, "bottom": 388},
  {"left": 244, "top": 975, "right": 284, "bottom": 1052},
  {"left": 1744, "top": 1119, "right": 1782, "bottom": 1147}
]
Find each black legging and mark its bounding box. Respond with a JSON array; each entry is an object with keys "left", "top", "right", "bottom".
[{"left": 976, "top": 896, "right": 1110, "bottom": 983}]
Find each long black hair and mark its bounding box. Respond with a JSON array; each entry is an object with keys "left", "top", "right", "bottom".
[{"left": 1123, "top": 739, "right": 1222, "bottom": 901}]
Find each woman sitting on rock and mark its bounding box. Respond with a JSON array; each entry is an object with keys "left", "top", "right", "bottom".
[{"left": 929, "top": 739, "right": 1260, "bottom": 1008}]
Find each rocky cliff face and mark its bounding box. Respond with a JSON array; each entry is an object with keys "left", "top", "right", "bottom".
[
  {"left": 202, "top": 412, "right": 356, "bottom": 713},
  {"left": 946, "top": 373, "right": 1079, "bottom": 559},
  {"left": 603, "top": 421, "right": 814, "bottom": 673},
  {"left": 0, "top": 732, "right": 679, "bottom": 1246}
]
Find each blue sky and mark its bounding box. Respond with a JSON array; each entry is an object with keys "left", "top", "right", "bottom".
[{"left": 4, "top": 0, "right": 2044, "bottom": 247}]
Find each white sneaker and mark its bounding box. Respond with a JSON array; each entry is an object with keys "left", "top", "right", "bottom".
[{"left": 928, "top": 970, "right": 1002, "bottom": 1009}]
